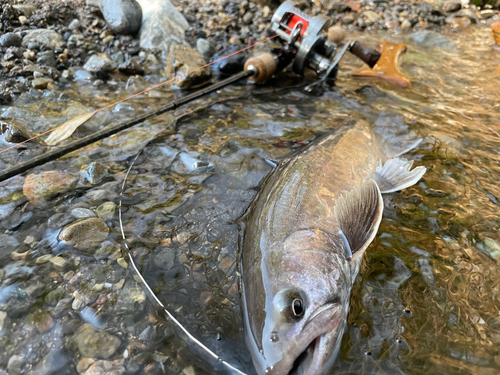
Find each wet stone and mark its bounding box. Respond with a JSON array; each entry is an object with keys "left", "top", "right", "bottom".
[
  {"left": 83, "top": 54, "right": 118, "bottom": 77},
  {"left": 73, "top": 324, "right": 121, "bottom": 359},
  {"left": 23, "top": 171, "right": 77, "bottom": 205},
  {"left": 0, "top": 311, "right": 7, "bottom": 332},
  {"left": 48, "top": 213, "right": 75, "bottom": 229},
  {"left": 77, "top": 358, "right": 95, "bottom": 373},
  {"left": 49, "top": 256, "right": 68, "bottom": 271},
  {"left": 0, "top": 32, "right": 21, "bottom": 47},
  {"left": 138, "top": 0, "right": 190, "bottom": 52},
  {"left": 12, "top": 4, "right": 36, "bottom": 16},
  {"left": 84, "top": 360, "right": 126, "bottom": 375},
  {"left": 441, "top": 1, "right": 461, "bottom": 13},
  {"left": 101, "top": 0, "right": 142, "bottom": 36},
  {"left": 35, "top": 254, "right": 54, "bottom": 264},
  {"left": 95, "top": 202, "right": 116, "bottom": 221},
  {"left": 81, "top": 162, "right": 109, "bottom": 185},
  {"left": 166, "top": 44, "right": 212, "bottom": 88},
  {"left": 71, "top": 208, "right": 96, "bottom": 219},
  {"left": 7, "top": 354, "right": 24, "bottom": 375},
  {"left": 196, "top": 38, "right": 215, "bottom": 61},
  {"left": 37, "top": 51, "right": 57, "bottom": 67},
  {"left": 409, "top": 30, "right": 456, "bottom": 49},
  {"left": 69, "top": 19, "right": 81, "bottom": 29},
  {"left": 33, "top": 311, "right": 54, "bottom": 333},
  {"left": 32, "top": 78, "right": 54, "bottom": 89},
  {"left": 118, "top": 58, "right": 144, "bottom": 75},
  {"left": 31, "top": 349, "right": 69, "bottom": 375},
  {"left": 58, "top": 218, "right": 109, "bottom": 250},
  {"left": 22, "top": 29, "right": 63, "bottom": 49}
]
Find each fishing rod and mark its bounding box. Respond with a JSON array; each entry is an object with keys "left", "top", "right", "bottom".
[{"left": 0, "top": 0, "right": 382, "bottom": 183}]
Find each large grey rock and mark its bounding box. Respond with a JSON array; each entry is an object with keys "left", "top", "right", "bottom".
[
  {"left": 136, "top": 0, "right": 190, "bottom": 52},
  {"left": 409, "top": 30, "right": 456, "bottom": 49},
  {"left": 22, "top": 29, "right": 63, "bottom": 49},
  {"left": 100, "top": 0, "right": 142, "bottom": 35}
]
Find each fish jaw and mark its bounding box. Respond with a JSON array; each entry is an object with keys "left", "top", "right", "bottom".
[{"left": 254, "top": 303, "right": 345, "bottom": 375}]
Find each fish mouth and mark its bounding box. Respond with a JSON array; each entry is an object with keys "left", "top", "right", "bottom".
[
  {"left": 287, "top": 303, "right": 342, "bottom": 375},
  {"left": 288, "top": 336, "right": 321, "bottom": 375}
]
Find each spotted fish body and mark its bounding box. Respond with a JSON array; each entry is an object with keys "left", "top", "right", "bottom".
[{"left": 240, "top": 120, "right": 425, "bottom": 375}]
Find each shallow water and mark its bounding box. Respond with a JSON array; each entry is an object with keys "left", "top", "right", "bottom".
[{"left": 1, "top": 26, "right": 500, "bottom": 375}]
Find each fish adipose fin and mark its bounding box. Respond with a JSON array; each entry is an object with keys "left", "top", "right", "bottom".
[
  {"left": 374, "top": 158, "right": 426, "bottom": 194},
  {"left": 334, "top": 179, "right": 383, "bottom": 261}
]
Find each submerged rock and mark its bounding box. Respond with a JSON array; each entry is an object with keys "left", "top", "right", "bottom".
[
  {"left": 83, "top": 360, "right": 126, "bottom": 375},
  {"left": 409, "top": 30, "right": 456, "bottom": 49},
  {"left": 58, "top": 218, "right": 109, "bottom": 250},
  {"left": 22, "top": 29, "right": 63, "bottom": 49},
  {"left": 166, "top": 44, "right": 211, "bottom": 88},
  {"left": 136, "top": 0, "right": 190, "bottom": 52},
  {"left": 81, "top": 162, "right": 109, "bottom": 185},
  {"left": 32, "top": 349, "right": 70, "bottom": 375},
  {"left": 95, "top": 202, "right": 116, "bottom": 221},
  {"left": 23, "top": 171, "right": 78, "bottom": 205},
  {"left": 73, "top": 324, "right": 121, "bottom": 359},
  {"left": 100, "top": 0, "right": 142, "bottom": 36}
]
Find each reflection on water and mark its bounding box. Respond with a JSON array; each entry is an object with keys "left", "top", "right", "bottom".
[{"left": 1, "top": 27, "right": 500, "bottom": 374}]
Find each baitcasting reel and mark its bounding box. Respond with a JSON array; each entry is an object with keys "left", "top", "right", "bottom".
[{"left": 244, "top": 0, "right": 382, "bottom": 89}]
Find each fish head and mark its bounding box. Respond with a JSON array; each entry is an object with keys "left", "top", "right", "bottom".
[{"left": 243, "top": 229, "right": 353, "bottom": 375}]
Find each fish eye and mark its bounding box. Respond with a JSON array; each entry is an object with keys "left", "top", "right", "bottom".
[
  {"left": 275, "top": 289, "right": 306, "bottom": 322},
  {"left": 292, "top": 298, "right": 304, "bottom": 317}
]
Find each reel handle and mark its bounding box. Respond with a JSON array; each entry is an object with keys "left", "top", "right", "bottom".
[{"left": 349, "top": 42, "right": 381, "bottom": 68}]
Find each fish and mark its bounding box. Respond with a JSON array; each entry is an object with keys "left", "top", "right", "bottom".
[{"left": 240, "top": 120, "right": 426, "bottom": 375}]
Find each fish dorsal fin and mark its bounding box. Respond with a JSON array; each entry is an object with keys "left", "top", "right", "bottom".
[
  {"left": 334, "top": 179, "right": 383, "bottom": 261},
  {"left": 373, "top": 157, "right": 426, "bottom": 193}
]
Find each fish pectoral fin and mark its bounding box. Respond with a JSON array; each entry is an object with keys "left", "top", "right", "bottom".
[
  {"left": 334, "top": 179, "right": 383, "bottom": 261},
  {"left": 373, "top": 157, "right": 426, "bottom": 193}
]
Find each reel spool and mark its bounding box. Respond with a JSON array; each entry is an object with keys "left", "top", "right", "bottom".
[{"left": 271, "top": 0, "right": 337, "bottom": 80}]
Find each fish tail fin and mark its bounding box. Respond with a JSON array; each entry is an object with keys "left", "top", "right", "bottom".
[{"left": 373, "top": 158, "right": 426, "bottom": 193}]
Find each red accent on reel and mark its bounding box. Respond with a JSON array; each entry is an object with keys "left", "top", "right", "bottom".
[{"left": 285, "top": 14, "right": 309, "bottom": 37}]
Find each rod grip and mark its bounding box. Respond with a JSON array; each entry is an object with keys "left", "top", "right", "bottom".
[{"left": 349, "top": 42, "right": 381, "bottom": 68}]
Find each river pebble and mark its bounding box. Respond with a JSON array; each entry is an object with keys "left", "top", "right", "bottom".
[
  {"left": 84, "top": 360, "right": 126, "bottom": 375},
  {"left": 83, "top": 54, "right": 118, "bottom": 77},
  {"left": 0, "top": 32, "right": 21, "bottom": 47},
  {"left": 95, "top": 202, "right": 116, "bottom": 220},
  {"left": 71, "top": 208, "right": 96, "bottom": 219},
  {"left": 22, "top": 29, "right": 63, "bottom": 49},
  {"left": 58, "top": 218, "right": 109, "bottom": 250},
  {"left": 73, "top": 324, "right": 121, "bottom": 359}
]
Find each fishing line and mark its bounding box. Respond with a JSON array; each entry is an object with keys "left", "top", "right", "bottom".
[
  {"left": 118, "top": 151, "right": 248, "bottom": 375},
  {"left": 0, "top": 35, "right": 278, "bottom": 157}
]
